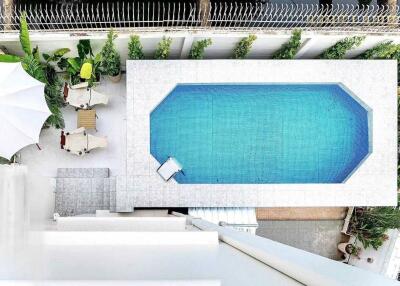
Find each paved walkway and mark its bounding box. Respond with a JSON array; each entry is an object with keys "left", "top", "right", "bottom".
[{"left": 256, "top": 220, "right": 346, "bottom": 260}]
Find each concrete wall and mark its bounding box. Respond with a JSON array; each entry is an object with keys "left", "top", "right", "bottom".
[{"left": 0, "top": 31, "right": 400, "bottom": 68}]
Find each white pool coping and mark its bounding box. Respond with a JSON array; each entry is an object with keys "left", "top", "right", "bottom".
[{"left": 124, "top": 60, "right": 397, "bottom": 207}]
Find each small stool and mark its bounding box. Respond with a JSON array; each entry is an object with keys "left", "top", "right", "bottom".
[{"left": 77, "top": 109, "right": 97, "bottom": 131}]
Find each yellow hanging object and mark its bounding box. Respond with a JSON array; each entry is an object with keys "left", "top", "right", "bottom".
[{"left": 80, "top": 63, "right": 93, "bottom": 79}]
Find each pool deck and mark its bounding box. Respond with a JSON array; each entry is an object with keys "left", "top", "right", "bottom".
[{"left": 124, "top": 60, "right": 397, "bottom": 207}]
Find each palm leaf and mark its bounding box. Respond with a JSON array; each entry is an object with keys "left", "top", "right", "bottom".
[
  {"left": 19, "top": 12, "right": 32, "bottom": 56},
  {"left": 0, "top": 54, "right": 21, "bottom": 62}
]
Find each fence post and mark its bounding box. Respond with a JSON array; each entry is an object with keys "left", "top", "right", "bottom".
[
  {"left": 2, "top": 0, "right": 14, "bottom": 31},
  {"left": 198, "top": 0, "right": 210, "bottom": 27}
]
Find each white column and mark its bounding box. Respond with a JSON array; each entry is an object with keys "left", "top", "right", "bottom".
[
  {"left": 180, "top": 35, "right": 194, "bottom": 59},
  {"left": 295, "top": 37, "right": 318, "bottom": 59}
]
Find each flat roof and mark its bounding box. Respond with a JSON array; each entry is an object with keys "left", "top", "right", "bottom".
[{"left": 123, "top": 60, "right": 397, "bottom": 207}]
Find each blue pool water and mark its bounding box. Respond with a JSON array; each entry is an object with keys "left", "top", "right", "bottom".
[{"left": 150, "top": 84, "right": 370, "bottom": 184}]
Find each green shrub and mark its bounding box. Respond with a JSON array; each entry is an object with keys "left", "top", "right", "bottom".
[
  {"left": 154, "top": 37, "right": 172, "bottom": 59},
  {"left": 67, "top": 40, "right": 102, "bottom": 86},
  {"left": 349, "top": 201, "right": 400, "bottom": 250},
  {"left": 272, "top": 29, "right": 302, "bottom": 59},
  {"left": 319, "top": 36, "right": 365, "bottom": 59},
  {"left": 100, "top": 30, "right": 121, "bottom": 76},
  {"left": 357, "top": 41, "right": 400, "bottom": 59},
  {"left": 233, "top": 35, "right": 257, "bottom": 59},
  {"left": 128, "top": 35, "right": 145, "bottom": 60},
  {"left": 189, "top": 38, "right": 212, "bottom": 59}
]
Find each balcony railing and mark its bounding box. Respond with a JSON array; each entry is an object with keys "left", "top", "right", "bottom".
[{"left": 0, "top": 2, "right": 399, "bottom": 34}]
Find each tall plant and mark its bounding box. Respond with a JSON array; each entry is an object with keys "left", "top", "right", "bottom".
[
  {"left": 232, "top": 35, "right": 257, "bottom": 59},
  {"left": 319, "top": 36, "right": 365, "bottom": 59},
  {"left": 357, "top": 41, "right": 400, "bottom": 59},
  {"left": 272, "top": 29, "right": 302, "bottom": 59},
  {"left": 189, "top": 38, "right": 212, "bottom": 59},
  {"left": 154, "top": 37, "right": 172, "bottom": 59},
  {"left": 67, "top": 40, "right": 102, "bottom": 86},
  {"left": 100, "top": 30, "right": 121, "bottom": 77},
  {"left": 128, "top": 35, "right": 145, "bottom": 60},
  {"left": 0, "top": 12, "right": 66, "bottom": 129}
]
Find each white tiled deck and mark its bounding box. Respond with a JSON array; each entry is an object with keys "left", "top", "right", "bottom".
[
  {"left": 19, "top": 76, "right": 127, "bottom": 223},
  {"left": 125, "top": 60, "right": 397, "bottom": 207}
]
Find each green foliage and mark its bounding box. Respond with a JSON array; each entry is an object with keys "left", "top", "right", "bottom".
[
  {"left": 18, "top": 13, "right": 65, "bottom": 130},
  {"left": 189, "top": 38, "right": 212, "bottom": 59},
  {"left": 67, "top": 40, "right": 102, "bottom": 86},
  {"left": 0, "top": 54, "right": 21, "bottom": 62},
  {"left": 43, "top": 48, "right": 70, "bottom": 63},
  {"left": 128, "top": 35, "right": 145, "bottom": 60},
  {"left": 233, "top": 35, "right": 257, "bottom": 59},
  {"left": 357, "top": 41, "right": 400, "bottom": 59},
  {"left": 154, "top": 37, "right": 172, "bottom": 59},
  {"left": 19, "top": 12, "right": 31, "bottom": 56},
  {"left": 272, "top": 29, "right": 302, "bottom": 59},
  {"left": 21, "top": 55, "right": 46, "bottom": 83},
  {"left": 349, "top": 200, "right": 400, "bottom": 250},
  {"left": 43, "top": 64, "right": 65, "bottom": 129},
  {"left": 77, "top": 40, "right": 93, "bottom": 59},
  {"left": 100, "top": 30, "right": 121, "bottom": 76},
  {"left": 319, "top": 36, "right": 365, "bottom": 59}
]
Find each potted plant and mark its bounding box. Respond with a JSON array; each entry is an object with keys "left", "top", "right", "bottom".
[
  {"left": 67, "top": 40, "right": 102, "bottom": 87},
  {"left": 100, "top": 29, "right": 121, "bottom": 83},
  {"left": 338, "top": 242, "right": 362, "bottom": 259}
]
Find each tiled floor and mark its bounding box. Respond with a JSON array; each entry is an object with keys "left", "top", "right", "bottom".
[{"left": 19, "top": 76, "right": 126, "bottom": 224}]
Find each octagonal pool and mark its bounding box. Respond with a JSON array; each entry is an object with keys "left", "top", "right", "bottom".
[{"left": 150, "top": 84, "right": 370, "bottom": 184}]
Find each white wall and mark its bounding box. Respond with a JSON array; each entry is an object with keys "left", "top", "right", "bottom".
[{"left": 1, "top": 31, "right": 399, "bottom": 68}]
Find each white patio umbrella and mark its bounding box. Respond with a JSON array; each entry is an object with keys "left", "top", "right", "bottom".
[{"left": 0, "top": 62, "right": 51, "bottom": 160}]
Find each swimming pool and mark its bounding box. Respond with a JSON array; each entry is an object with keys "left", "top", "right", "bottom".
[{"left": 150, "top": 84, "right": 370, "bottom": 184}]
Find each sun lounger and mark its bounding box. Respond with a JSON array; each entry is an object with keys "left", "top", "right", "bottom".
[
  {"left": 157, "top": 157, "right": 183, "bottom": 181},
  {"left": 61, "top": 127, "right": 107, "bottom": 156},
  {"left": 63, "top": 83, "right": 109, "bottom": 110},
  {"left": 87, "top": 134, "right": 108, "bottom": 151}
]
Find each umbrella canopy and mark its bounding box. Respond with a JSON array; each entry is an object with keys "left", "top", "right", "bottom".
[{"left": 0, "top": 62, "right": 51, "bottom": 160}]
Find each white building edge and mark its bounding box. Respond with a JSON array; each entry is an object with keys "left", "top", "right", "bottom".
[{"left": 0, "top": 165, "right": 399, "bottom": 285}]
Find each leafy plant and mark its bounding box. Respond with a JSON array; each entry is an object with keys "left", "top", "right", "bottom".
[
  {"left": 273, "top": 29, "right": 302, "bottom": 59},
  {"left": 154, "top": 37, "right": 172, "bottom": 59},
  {"left": 19, "top": 13, "right": 31, "bottom": 56},
  {"left": 0, "top": 54, "right": 23, "bottom": 62},
  {"left": 189, "top": 38, "right": 212, "bottom": 59},
  {"left": 0, "top": 12, "right": 65, "bottom": 130},
  {"left": 319, "top": 36, "right": 365, "bottom": 59},
  {"left": 128, "top": 35, "right": 144, "bottom": 60},
  {"left": 357, "top": 41, "right": 400, "bottom": 59},
  {"left": 349, "top": 200, "right": 400, "bottom": 250},
  {"left": 100, "top": 30, "right": 121, "bottom": 77},
  {"left": 232, "top": 35, "right": 257, "bottom": 59},
  {"left": 67, "top": 40, "right": 102, "bottom": 86},
  {"left": 43, "top": 48, "right": 70, "bottom": 70}
]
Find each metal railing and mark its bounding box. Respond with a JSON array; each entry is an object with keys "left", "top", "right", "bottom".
[{"left": 0, "top": 2, "right": 399, "bottom": 34}]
